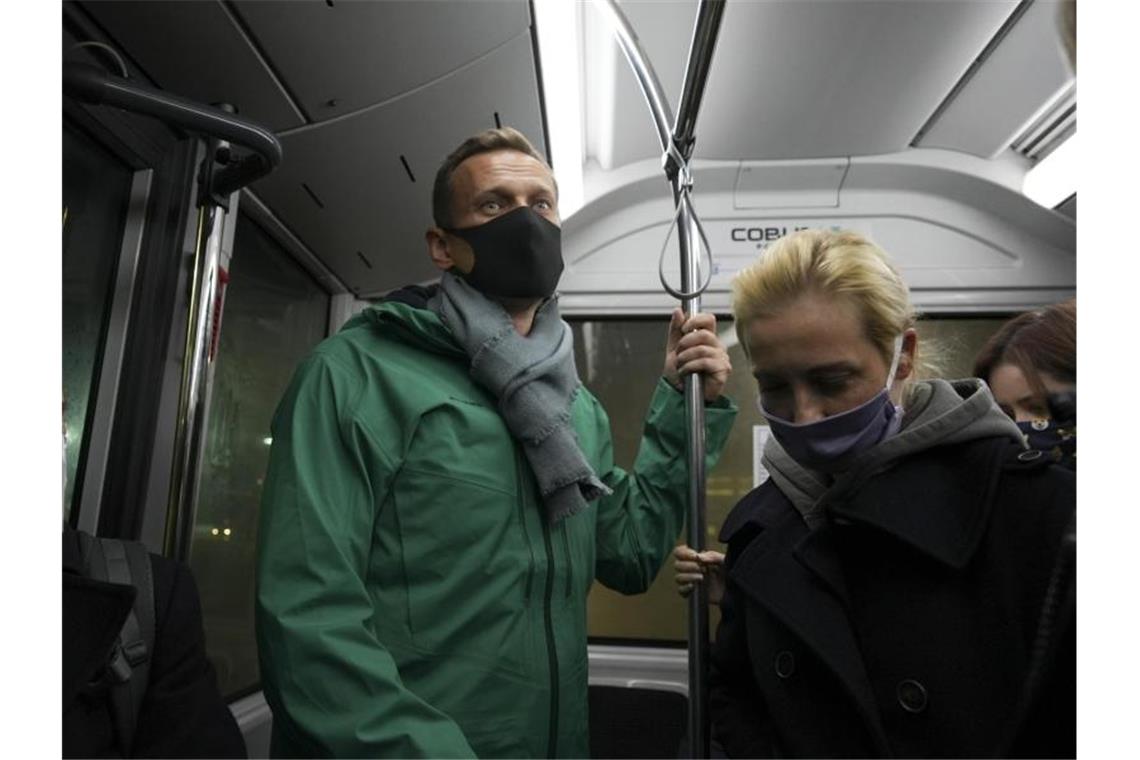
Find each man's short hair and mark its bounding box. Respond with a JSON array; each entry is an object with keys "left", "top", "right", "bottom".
[{"left": 431, "top": 127, "right": 555, "bottom": 228}]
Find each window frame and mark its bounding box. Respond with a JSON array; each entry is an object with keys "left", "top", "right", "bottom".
[{"left": 69, "top": 163, "right": 153, "bottom": 535}]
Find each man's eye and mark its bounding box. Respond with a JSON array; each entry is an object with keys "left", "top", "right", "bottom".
[
  {"left": 481, "top": 200, "right": 502, "bottom": 212},
  {"left": 534, "top": 199, "right": 552, "bottom": 211}
]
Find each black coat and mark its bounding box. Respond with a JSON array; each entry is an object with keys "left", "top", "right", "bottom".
[
  {"left": 710, "top": 436, "right": 1075, "bottom": 759},
  {"left": 63, "top": 531, "right": 246, "bottom": 758}
]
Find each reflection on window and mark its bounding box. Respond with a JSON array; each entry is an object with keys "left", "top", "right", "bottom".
[
  {"left": 572, "top": 316, "right": 1008, "bottom": 643},
  {"left": 62, "top": 124, "right": 132, "bottom": 521},
  {"left": 189, "top": 213, "right": 329, "bottom": 697}
]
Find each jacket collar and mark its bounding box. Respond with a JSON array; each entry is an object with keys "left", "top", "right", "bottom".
[{"left": 356, "top": 299, "right": 468, "bottom": 359}]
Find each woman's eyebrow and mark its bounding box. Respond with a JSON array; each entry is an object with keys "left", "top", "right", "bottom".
[{"left": 807, "top": 361, "right": 858, "bottom": 374}]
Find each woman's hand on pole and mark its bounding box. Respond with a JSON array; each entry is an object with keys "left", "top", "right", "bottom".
[{"left": 673, "top": 544, "right": 726, "bottom": 605}]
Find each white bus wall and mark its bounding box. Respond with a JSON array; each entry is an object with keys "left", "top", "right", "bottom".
[{"left": 560, "top": 150, "right": 1074, "bottom": 316}]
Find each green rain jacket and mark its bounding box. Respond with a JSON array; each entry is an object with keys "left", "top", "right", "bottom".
[{"left": 255, "top": 298, "right": 737, "bottom": 758}]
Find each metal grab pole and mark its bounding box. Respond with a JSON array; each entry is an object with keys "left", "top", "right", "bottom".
[
  {"left": 671, "top": 2, "right": 728, "bottom": 169},
  {"left": 165, "top": 200, "right": 226, "bottom": 560},
  {"left": 671, "top": 6, "right": 727, "bottom": 759},
  {"left": 595, "top": 2, "right": 726, "bottom": 757}
]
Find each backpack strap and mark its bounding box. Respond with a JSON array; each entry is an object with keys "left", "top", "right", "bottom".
[{"left": 76, "top": 533, "right": 156, "bottom": 757}]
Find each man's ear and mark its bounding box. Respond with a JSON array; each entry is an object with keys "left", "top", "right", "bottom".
[{"left": 426, "top": 227, "right": 455, "bottom": 271}]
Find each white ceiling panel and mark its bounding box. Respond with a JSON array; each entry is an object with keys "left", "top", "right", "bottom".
[
  {"left": 231, "top": 0, "right": 531, "bottom": 121},
  {"left": 917, "top": 0, "right": 1074, "bottom": 158},
  {"left": 691, "top": 0, "right": 1018, "bottom": 160}
]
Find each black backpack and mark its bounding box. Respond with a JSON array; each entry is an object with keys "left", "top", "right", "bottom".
[{"left": 75, "top": 532, "right": 156, "bottom": 756}]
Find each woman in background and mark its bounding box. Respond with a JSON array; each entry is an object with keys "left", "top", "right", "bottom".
[{"left": 974, "top": 299, "right": 1076, "bottom": 470}]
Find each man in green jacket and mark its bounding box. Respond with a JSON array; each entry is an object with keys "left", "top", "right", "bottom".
[{"left": 255, "top": 127, "right": 737, "bottom": 758}]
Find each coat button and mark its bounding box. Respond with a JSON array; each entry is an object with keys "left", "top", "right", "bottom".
[
  {"left": 774, "top": 651, "right": 796, "bottom": 679},
  {"left": 897, "top": 679, "right": 928, "bottom": 714}
]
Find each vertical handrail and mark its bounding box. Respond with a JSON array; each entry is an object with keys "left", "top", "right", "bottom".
[
  {"left": 164, "top": 199, "right": 226, "bottom": 560},
  {"left": 594, "top": 2, "right": 726, "bottom": 757},
  {"left": 672, "top": 6, "right": 726, "bottom": 759}
]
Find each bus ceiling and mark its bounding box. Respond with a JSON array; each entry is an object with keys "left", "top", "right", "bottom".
[{"left": 65, "top": 0, "right": 1074, "bottom": 302}]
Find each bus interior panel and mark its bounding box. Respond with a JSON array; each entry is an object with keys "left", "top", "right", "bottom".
[{"left": 60, "top": 1, "right": 1075, "bottom": 757}]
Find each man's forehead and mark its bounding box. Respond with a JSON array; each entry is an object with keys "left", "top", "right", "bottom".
[{"left": 455, "top": 149, "right": 555, "bottom": 191}]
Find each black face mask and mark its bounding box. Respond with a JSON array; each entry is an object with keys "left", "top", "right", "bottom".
[{"left": 445, "top": 207, "right": 564, "bottom": 298}]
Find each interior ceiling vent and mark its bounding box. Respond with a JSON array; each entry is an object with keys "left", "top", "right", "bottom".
[{"left": 1011, "top": 83, "right": 1075, "bottom": 162}]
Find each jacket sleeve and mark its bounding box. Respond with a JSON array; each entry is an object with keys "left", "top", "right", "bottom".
[
  {"left": 709, "top": 579, "right": 781, "bottom": 758},
  {"left": 592, "top": 378, "right": 737, "bottom": 594},
  {"left": 131, "top": 559, "right": 246, "bottom": 759},
  {"left": 255, "top": 353, "right": 476, "bottom": 759}
]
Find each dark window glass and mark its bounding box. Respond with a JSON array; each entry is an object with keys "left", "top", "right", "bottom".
[
  {"left": 572, "top": 315, "right": 1008, "bottom": 643},
  {"left": 62, "top": 124, "right": 132, "bottom": 521},
  {"left": 188, "top": 213, "right": 330, "bottom": 697}
]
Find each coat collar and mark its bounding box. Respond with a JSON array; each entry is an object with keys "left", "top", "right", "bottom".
[{"left": 817, "top": 436, "right": 1008, "bottom": 570}]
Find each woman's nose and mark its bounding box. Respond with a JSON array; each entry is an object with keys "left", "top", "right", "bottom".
[{"left": 791, "top": 388, "right": 826, "bottom": 424}]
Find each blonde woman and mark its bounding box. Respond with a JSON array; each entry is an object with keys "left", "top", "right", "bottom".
[{"left": 708, "top": 229, "right": 1075, "bottom": 758}]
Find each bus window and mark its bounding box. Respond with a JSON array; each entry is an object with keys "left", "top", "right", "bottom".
[
  {"left": 62, "top": 123, "right": 132, "bottom": 522},
  {"left": 570, "top": 318, "right": 746, "bottom": 643},
  {"left": 571, "top": 315, "right": 1009, "bottom": 643},
  {"left": 188, "top": 212, "right": 330, "bottom": 698}
]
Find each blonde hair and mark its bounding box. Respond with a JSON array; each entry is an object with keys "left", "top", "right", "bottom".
[{"left": 732, "top": 229, "right": 931, "bottom": 378}]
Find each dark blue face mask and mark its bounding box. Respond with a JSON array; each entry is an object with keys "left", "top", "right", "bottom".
[
  {"left": 1017, "top": 418, "right": 1076, "bottom": 470},
  {"left": 757, "top": 336, "right": 904, "bottom": 473}
]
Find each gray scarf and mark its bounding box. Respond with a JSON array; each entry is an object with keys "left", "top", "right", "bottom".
[{"left": 428, "top": 272, "right": 611, "bottom": 522}]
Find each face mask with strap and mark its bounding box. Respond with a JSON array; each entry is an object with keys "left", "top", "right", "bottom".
[{"left": 757, "top": 334, "right": 904, "bottom": 472}]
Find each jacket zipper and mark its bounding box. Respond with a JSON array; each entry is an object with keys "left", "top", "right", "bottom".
[
  {"left": 519, "top": 446, "right": 559, "bottom": 756},
  {"left": 560, "top": 525, "right": 573, "bottom": 598},
  {"left": 514, "top": 449, "right": 536, "bottom": 603},
  {"left": 541, "top": 503, "right": 560, "bottom": 757}
]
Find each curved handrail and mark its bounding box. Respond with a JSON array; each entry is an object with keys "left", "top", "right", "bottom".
[
  {"left": 63, "top": 62, "right": 282, "bottom": 195},
  {"left": 592, "top": 0, "right": 674, "bottom": 154}
]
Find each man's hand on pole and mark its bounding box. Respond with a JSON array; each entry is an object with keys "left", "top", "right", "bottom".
[{"left": 663, "top": 308, "right": 731, "bottom": 402}]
